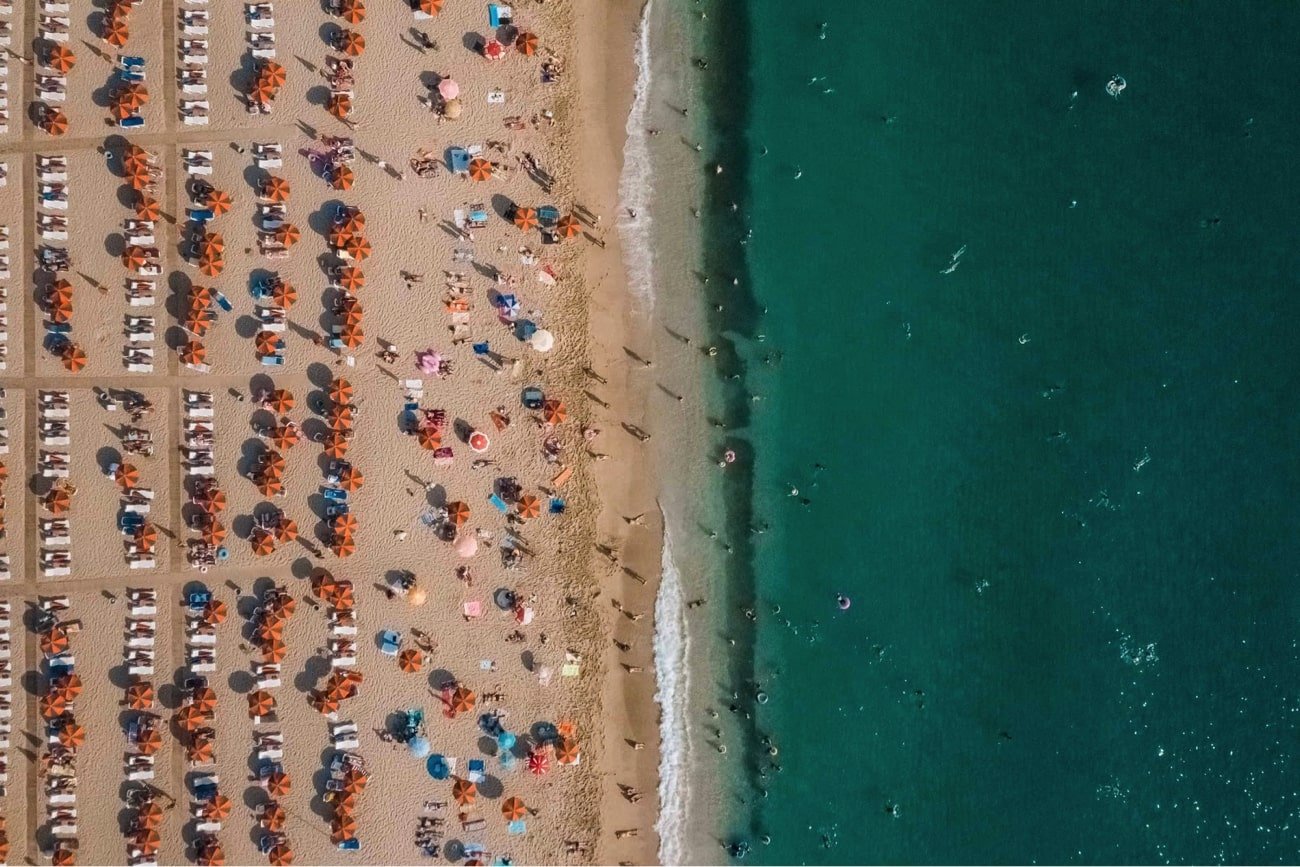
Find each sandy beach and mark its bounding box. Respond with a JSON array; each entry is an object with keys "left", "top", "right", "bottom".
[{"left": 0, "top": 0, "right": 659, "bottom": 862}]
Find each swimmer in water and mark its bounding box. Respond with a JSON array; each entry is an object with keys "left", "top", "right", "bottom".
[
  {"left": 1018, "top": 334, "right": 1030, "bottom": 345},
  {"left": 793, "top": 166, "right": 803, "bottom": 179}
]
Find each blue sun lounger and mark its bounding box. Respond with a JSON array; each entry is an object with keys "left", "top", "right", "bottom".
[{"left": 488, "top": 493, "right": 508, "bottom": 514}]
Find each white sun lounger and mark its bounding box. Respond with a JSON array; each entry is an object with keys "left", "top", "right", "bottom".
[{"left": 330, "top": 655, "right": 356, "bottom": 668}]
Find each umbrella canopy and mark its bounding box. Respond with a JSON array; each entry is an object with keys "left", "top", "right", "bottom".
[
  {"left": 61, "top": 344, "right": 87, "bottom": 373},
  {"left": 264, "top": 770, "right": 291, "bottom": 797},
  {"left": 483, "top": 38, "right": 504, "bottom": 60},
  {"left": 255, "top": 331, "right": 281, "bottom": 356},
  {"left": 133, "top": 523, "right": 158, "bottom": 549},
  {"left": 328, "top": 405, "right": 355, "bottom": 429},
  {"left": 516, "top": 31, "right": 539, "bottom": 55},
  {"left": 126, "top": 681, "right": 154, "bottom": 709},
  {"left": 205, "top": 189, "right": 233, "bottom": 215},
  {"left": 337, "top": 29, "right": 365, "bottom": 56},
  {"left": 274, "top": 224, "right": 301, "bottom": 247},
  {"left": 122, "top": 245, "right": 154, "bottom": 271},
  {"left": 198, "top": 250, "right": 224, "bottom": 276},
  {"left": 260, "top": 802, "right": 287, "bottom": 831},
  {"left": 450, "top": 686, "right": 477, "bottom": 714},
  {"left": 115, "top": 462, "right": 140, "bottom": 489},
  {"left": 418, "top": 428, "right": 442, "bottom": 451},
  {"left": 332, "top": 514, "right": 359, "bottom": 536},
  {"left": 176, "top": 704, "right": 206, "bottom": 730},
  {"left": 528, "top": 750, "right": 551, "bottom": 775},
  {"left": 40, "top": 692, "right": 68, "bottom": 718},
  {"left": 328, "top": 93, "right": 353, "bottom": 118},
  {"left": 330, "top": 164, "right": 356, "bottom": 190},
  {"left": 556, "top": 214, "right": 581, "bottom": 239},
  {"left": 203, "top": 599, "right": 228, "bottom": 624},
  {"left": 274, "top": 223, "right": 301, "bottom": 246},
  {"left": 252, "top": 529, "right": 276, "bottom": 555},
  {"left": 331, "top": 535, "right": 357, "bottom": 558},
  {"left": 191, "top": 686, "right": 217, "bottom": 713},
  {"left": 339, "top": 325, "right": 364, "bottom": 349},
  {"left": 328, "top": 229, "right": 354, "bottom": 250},
  {"left": 397, "top": 647, "right": 423, "bottom": 672},
  {"left": 342, "top": 766, "right": 369, "bottom": 792},
  {"left": 133, "top": 830, "right": 160, "bottom": 854},
  {"left": 438, "top": 78, "right": 460, "bottom": 100},
  {"left": 446, "top": 501, "right": 470, "bottom": 526},
  {"left": 454, "top": 532, "right": 478, "bottom": 558},
  {"left": 542, "top": 398, "right": 567, "bottom": 424},
  {"left": 441, "top": 98, "right": 463, "bottom": 120},
  {"left": 259, "top": 60, "right": 287, "bottom": 87},
  {"left": 337, "top": 465, "right": 364, "bottom": 492},
  {"left": 180, "top": 340, "right": 207, "bottom": 366},
  {"left": 186, "top": 311, "right": 214, "bottom": 337},
  {"left": 197, "top": 843, "right": 225, "bottom": 866},
  {"left": 267, "top": 843, "right": 294, "bottom": 866},
  {"left": 311, "top": 569, "right": 338, "bottom": 598},
  {"left": 271, "top": 517, "right": 298, "bottom": 545},
  {"left": 248, "top": 690, "right": 276, "bottom": 718},
  {"left": 418, "top": 0, "right": 443, "bottom": 12},
  {"left": 189, "top": 285, "right": 214, "bottom": 307},
  {"left": 513, "top": 207, "right": 538, "bottom": 231},
  {"left": 50, "top": 675, "right": 80, "bottom": 703},
  {"left": 343, "top": 235, "right": 372, "bottom": 260},
  {"left": 336, "top": 266, "right": 365, "bottom": 291},
  {"left": 197, "top": 232, "right": 224, "bottom": 256},
  {"left": 49, "top": 302, "right": 73, "bottom": 325},
  {"left": 59, "top": 721, "right": 86, "bottom": 749},
  {"left": 197, "top": 519, "right": 226, "bottom": 545},
  {"left": 196, "top": 488, "right": 227, "bottom": 513},
  {"left": 270, "top": 422, "right": 300, "bottom": 450},
  {"left": 262, "top": 639, "right": 287, "bottom": 663},
  {"left": 44, "top": 489, "right": 72, "bottom": 516},
  {"left": 339, "top": 0, "right": 365, "bottom": 21},
  {"left": 313, "top": 693, "right": 341, "bottom": 715},
  {"left": 137, "top": 801, "right": 165, "bottom": 829},
  {"left": 329, "top": 378, "right": 354, "bottom": 404},
  {"left": 104, "top": 19, "right": 130, "bottom": 46},
  {"left": 136, "top": 726, "right": 163, "bottom": 755},
  {"left": 267, "top": 388, "right": 295, "bottom": 413},
  {"left": 204, "top": 794, "right": 233, "bottom": 821},
  {"left": 469, "top": 158, "right": 493, "bottom": 181},
  {"left": 249, "top": 81, "right": 278, "bottom": 106},
  {"left": 41, "top": 106, "right": 69, "bottom": 136},
  {"left": 556, "top": 738, "right": 581, "bottom": 764},
  {"left": 188, "top": 736, "right": 214, "bottom": 764},
  {"left": 262, "top": 176, "right": 291, "bottom": 202},
  {"left": 135, "top": 195, "right": 161, "bottom": 221},
  {"left": 45, "top": 45, "right": 76, "bottom": 72},
  {"left": 516, "top": 495, "right": 541, "bottom": 520},
  {"left": 332, "top": 813, "right": 359, "bottom": 840},
  {"left": 453, "top": 778, "right": 477, "bottom": 805},
  {"left": 501, "top": 796, "right": 526, "bottom": 820},
  {"left": 52, "top": 846, "right": 75, "bottom": 866},
  {"left": 323, "top": 431, "right": 351, "bottom": 458}
]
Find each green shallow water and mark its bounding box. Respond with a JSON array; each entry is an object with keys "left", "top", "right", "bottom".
[{"left": 692, "top": 1, "right": 1300, "bottom": 862}]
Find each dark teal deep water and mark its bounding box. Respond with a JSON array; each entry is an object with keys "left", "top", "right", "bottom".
[{"left": 699, "top": 1, "right": 1300, "bottom": 862}]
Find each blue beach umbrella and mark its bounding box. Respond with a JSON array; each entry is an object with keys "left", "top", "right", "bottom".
[
  {"left": 409, "top": 736, "right": 431, "bottom": 759},
  {"left": 498, "top": 731, "right": 517, "bottom": 751},
  {"left": 426, "top": 753, "right": 449, "bottom": 779}
]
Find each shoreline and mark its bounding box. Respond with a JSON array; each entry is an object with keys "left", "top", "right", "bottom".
[{"left": 569, "top": 0, "right": 665, "bottom": 863}]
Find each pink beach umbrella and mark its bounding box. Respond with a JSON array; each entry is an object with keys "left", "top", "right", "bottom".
[
  {"left": 437, "top": 78, "right": 460, "bottom": 100},
  {"left": 416, "top": 350, "right": 441, "bottom": 375},
  {"left": 468, "top": 431, "right": 490, "bottom": 452}
]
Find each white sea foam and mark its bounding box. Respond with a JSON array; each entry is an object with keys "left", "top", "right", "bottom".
[
  {"left": 617, "top": 0, "right": 656, "bottom": 310},
  {"left": 654, "top": 526, "right": 690, "bottom": 864}
]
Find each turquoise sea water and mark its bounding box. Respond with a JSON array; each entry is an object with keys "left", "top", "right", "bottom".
[{"left": 683, "top": 1, "right": 1300, "bottom": 863}]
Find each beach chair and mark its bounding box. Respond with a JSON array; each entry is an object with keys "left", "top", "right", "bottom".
[{"left": 379, "top": 630, "right": 401, "bottom": 656}]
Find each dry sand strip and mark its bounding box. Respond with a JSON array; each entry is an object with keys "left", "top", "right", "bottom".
[{"left": 0, "top": 0, "right": 670, "bottom": 862}]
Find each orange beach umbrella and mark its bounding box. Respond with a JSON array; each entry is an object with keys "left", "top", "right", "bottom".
[{"left": 513, "top": 207, "right": 538, "bottom": 231}]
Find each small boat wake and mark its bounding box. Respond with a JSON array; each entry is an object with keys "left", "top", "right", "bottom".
[{"left": 940, "top": 244, "right": 967, "bottom": 275}]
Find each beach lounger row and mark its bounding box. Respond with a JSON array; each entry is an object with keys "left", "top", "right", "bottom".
[
  {"left": 0, "top": 600, "right": 9, "bottom": 796},
  {"left": 39, "top": 392, "right": 73, "bottom": 574},
  {"left": 41, "top": 599, "right": 81, "bottom": 856}
]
